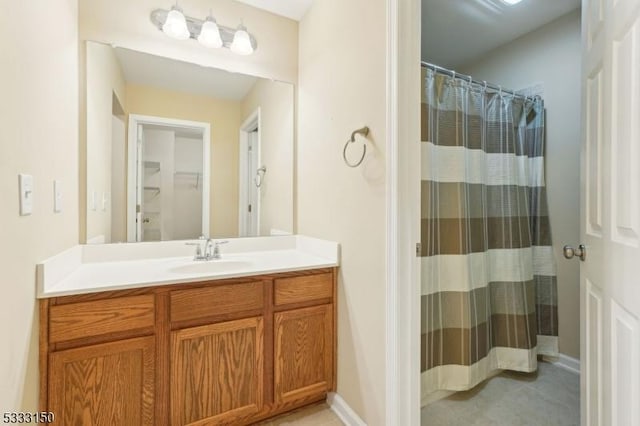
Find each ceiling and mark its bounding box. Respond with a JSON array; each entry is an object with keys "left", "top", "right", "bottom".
[
  {"left": 234, "top": 0, "right": 314, "bottom": 21},
  {"left": 422, "top": 0, "right": 581, "bottom": 68},
  {"left": 114, "top": 47, "right": 258, "bottom": 101}
]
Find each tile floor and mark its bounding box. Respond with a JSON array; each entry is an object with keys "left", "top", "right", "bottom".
[
  {"left": 421, "top": 362, "right": 580, "bottom": 426},
  {"left": 255, "top": 403, "right": 343, "bottom": 425},
  {"left": 253, "top": 362, "right": 578, "bottom": 425}
]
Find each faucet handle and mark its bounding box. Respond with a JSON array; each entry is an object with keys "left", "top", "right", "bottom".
[
  {"left": 212, "top": 240, "right": 229, "bottom": 259},
  {"left": 185, "top": 241, "right": 203, "bottom": 257}
]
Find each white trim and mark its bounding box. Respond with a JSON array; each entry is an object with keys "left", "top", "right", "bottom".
[
  {"left": 385, "top": 0, "right": 400, "bottom": 419},
  {"left": 238, "top": 108, "right": 261, "bottom": 237},
  {"left": 386, "top": 0, "right": 422, "bottom": 424},
  {"left": 327, "top": 393, "right": 367, "bottom": 426},
  {"left": 543, "top": 353, "right": 581, "bottom": 375},
  {"left": 127, "top": 114, "right": 210, "bottom": 242}
]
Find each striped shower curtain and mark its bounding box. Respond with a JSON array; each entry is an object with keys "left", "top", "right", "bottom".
[{"left": 420, "top": 68, "right": 558, "bottom": 398}]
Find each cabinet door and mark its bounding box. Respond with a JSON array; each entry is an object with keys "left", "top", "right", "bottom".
[
  {"left": 49, "top": 336, "right": 155, "bottom": 426},
  {"left": 274, "top": 305, "right": 333, "bottom": 404},
  {"left": 171, "top": 317, "right": 264, "bottom": 425}
]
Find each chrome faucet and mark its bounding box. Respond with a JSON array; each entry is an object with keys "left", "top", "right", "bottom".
[
  {"left": 212, "top": 240, "right": 228, "bottom": 259},
  {"left": 186, "top": 237, "right": 228, "bottom": 261}
]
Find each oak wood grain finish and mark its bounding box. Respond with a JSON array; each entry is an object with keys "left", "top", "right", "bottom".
[
  {"left": 274, "top": 273, "right": 333, "bottom": 306},
  {"left": 39, "top": 299, "right": 49, "bottom": 412},
  {"left": 49, "top": 295, "right": 155, "bottom": 344},
  {"left": 42, "top": 268, "right": 337, "bottom": 425},
  {"left": 155, "top": 291, "right": 171, "bottom": 426},
  {"left": 171, "top": 317, "right": 264, "bottom": 425},
  {"left": 49, "top": 336, "right": 155, "bottom": 426},
  {"left": 170, "top": 281, "right": 264, "bottom": 324},
  {"left": 274, "top": 305, "right": 333, "bottom": 405},
  {"left": 331, "top": 269, "right": 338, "bottom": 392},
  {"left": 263, "top": 280, "right": 275, "bottom": 406}
]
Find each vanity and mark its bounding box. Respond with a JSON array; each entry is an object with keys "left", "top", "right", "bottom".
[
  {"left": 38, "top": 236, "right": 339, "bottom": 425},
  {"left": 53, "top": 1, "right": 332, "bottom": 422}
]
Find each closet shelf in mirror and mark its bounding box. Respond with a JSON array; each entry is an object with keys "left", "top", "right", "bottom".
[
  {"left": 174, "top": 171, "right": 201, "bottom": 176},
  {"left": 144, "top": 161, "right": 161, "bottom": 173},
  {"left": 174, "top": 171, "right": 201, "bottom": 189},
  {"left": 143, "top": 186, "right": 161, "bottom": 196}
]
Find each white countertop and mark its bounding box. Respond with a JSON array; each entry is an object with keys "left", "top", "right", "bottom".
[{"left": 37, "top": 235, "right": 339, "bottom": 298}]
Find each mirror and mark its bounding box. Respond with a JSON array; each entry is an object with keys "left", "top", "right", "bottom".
[{"left": 84, "top": 41, "right": 294, "bottom": 243}]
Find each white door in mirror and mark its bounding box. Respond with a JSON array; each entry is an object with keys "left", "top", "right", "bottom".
[{"left": 18, "top": 174, "right": 33, "bottom": 216}]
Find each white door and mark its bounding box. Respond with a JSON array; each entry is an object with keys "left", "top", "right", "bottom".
[
  {"left": 135, "top": 124, "right": 144, "bottom": 242},
  {"left": 246, "top": 129, "right": 260, "bottom": 236},
  {"left": 581, "top": 0, "right": 640, "bottom": 425}
]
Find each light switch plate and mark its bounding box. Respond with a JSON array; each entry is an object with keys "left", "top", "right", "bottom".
[
  {"left": 53, "top": 180, "right": 62, "bottom": 213},
  {"left": 18, "top": 174, "right": 33, "bottom": 216}
]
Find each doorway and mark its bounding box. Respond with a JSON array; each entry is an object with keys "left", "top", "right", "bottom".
[
  {"left": 238, "top": 108, "right": 262, "bottom": 237},
  {"left": 127, "top": 114, "right": 210, "bottom": 242}
]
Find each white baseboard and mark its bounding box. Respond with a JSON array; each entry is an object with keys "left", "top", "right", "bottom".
[
  {"left": 327, "top": 392, "right": 367, "bottom": 426},
  {"left": 543, "top": 353, "right": 580, "bottom": 375},
  {"left": 421, "top": 389, "right": 456, "bottom": 407}
]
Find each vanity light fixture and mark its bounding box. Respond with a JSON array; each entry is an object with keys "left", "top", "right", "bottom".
[
  {"left": 162, "top": 4, "right": 190, "bottom": 40},
  {"left": 230, "top": 24, "right": 254, "bottom": 55},
  {"left": 150, "top": 5, "right": 257, "bottom": 54},
  {"left": 198, "top": 15, "right": 223, "bottom": 48}
]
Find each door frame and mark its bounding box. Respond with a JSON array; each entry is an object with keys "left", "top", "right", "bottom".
[
  {"left": 386, "top": 0, "right": 422, "bottom": 424},
  {"left": 126, "top": 114, "right": 211, "bottom": 242},
  {"left": 238, "top": 108, "right": 261, "bottom": 237}
]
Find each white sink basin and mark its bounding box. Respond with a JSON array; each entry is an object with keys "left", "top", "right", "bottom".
[{"left": 169, "top": 260, "right": 252, "bottom": 274}]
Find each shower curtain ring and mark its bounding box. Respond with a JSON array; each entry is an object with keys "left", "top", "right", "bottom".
[{"left": 483, "top": 81, "right": 488, "bottom": 91}]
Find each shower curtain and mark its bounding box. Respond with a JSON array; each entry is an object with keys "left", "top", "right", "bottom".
[{"left": 420, "top": 67, "right": 558, "bottom": 398}]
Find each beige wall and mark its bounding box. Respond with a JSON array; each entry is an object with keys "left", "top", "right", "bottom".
[
  {"left": 86, "top": 41, "right": 126, "bottom": 243},
  {"left": 79, "top": 0, "right": 298, "bottom": 84},
  {"left": 298, "top": 0, "right": 388, "bottom": 423},
  {"left": 242, "top": 79, "right": 294, "bottom": 236},
  {"left": 0, "top": 0, "right": 79, "bottom": 410},
  {"left": 126, "top": 84, "right": 242, "bottom": 237},
  {"left": 460, "top": 10, "right": 582, "bottom": 359}
]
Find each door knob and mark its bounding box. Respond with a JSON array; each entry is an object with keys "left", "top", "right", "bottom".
[{"left": 563, "top": 244, "right": 586, "bottom": 261}]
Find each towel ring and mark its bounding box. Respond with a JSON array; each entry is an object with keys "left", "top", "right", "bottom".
[{"left": 343, "top": 126, "right": 369, "bottom": 168}]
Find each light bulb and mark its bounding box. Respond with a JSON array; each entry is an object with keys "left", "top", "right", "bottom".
[
  {"left": 198, "top": 17, "right": 223, "bottom": 48},
  {"left": 162, "top": 6, "right": 190, "bottom": 40},
  {"left": 230, "top": 25, "right": 254, "bottom": 55},
  {"left": 501, "top": 0, "right": 523, "bottom": 4}
]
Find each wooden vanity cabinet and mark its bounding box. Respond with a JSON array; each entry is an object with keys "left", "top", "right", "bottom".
[
  {"left": 40, "top": 268, "right": 337, "bottom": 426},
  {"left": 49, "top": 336, "right": 156, "bottom": 425},
  {"left": 274, "top": 305, "right": 333, "bottom": 404},
  {"left": 273, "top": 273, "right": 335, "bottom": 406}
]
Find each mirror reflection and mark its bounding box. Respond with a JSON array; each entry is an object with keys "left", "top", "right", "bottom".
[{"left": 85, "top": 42, "right": 294, "bottom": 243}]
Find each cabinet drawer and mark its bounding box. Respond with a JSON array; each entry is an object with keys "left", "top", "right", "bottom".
[
  {"left": 49, "top": 295, "right": 155, "bottom": 344},
  {"left": 274, "top": 273, "right": 333, "bottom": 306},
  {"left": 170, "top": 281, "right": 264, "bottom": 323}
]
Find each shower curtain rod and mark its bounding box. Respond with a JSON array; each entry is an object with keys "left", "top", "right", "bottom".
[{"left": 421, "top": 61, "right": 537, "bottom": 101}]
